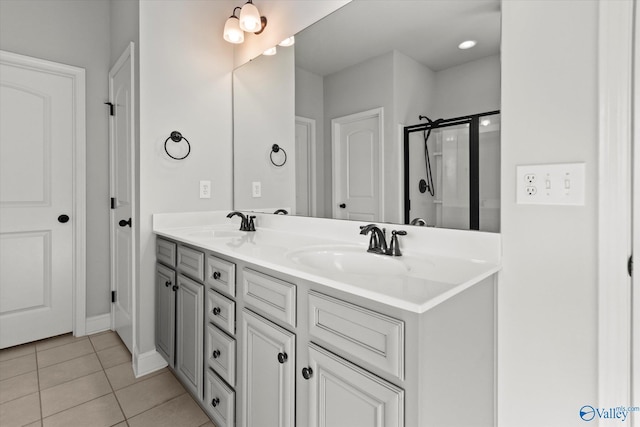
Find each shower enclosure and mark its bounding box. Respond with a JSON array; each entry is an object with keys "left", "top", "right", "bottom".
[{"left": 403, "top": 111, "right": 500, "bottom": 232}]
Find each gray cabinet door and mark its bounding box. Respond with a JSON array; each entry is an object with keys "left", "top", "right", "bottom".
[
  {"left": 307, "top": 343, "right": 404, "bottom": 427},
  {"left": 155, "top": 263, "right": 175, "bottom": 366},
  {"left": 176, "top": 274, "right": 204, "bottom": 399},
  {"left": 241, "top": 309, "right": 295, "bottom": 427}
]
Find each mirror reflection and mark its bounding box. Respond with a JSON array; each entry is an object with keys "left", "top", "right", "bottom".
[{"left": 233, "top": 0, "right": 501, "bottom": 231}]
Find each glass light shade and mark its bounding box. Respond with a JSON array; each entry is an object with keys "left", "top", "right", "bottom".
[
  {"left": 263, "top": 47, "right": 277, "bottom": 56},
  {"left": 239, "top": 2, "right": 261, "bottom": 32},
  {"left": 223, "top": 16, "right": 244, "bottom": 44},
  {"left": 279, "top": 37, "right": 295, "bottom": 47}
]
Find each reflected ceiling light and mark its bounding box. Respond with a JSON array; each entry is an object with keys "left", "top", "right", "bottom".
[
  {"left": 279, "top": 37, "right": 295, "bottom": 47},
  {"left": 458, "top": 40, "right": 477, "bottom": 50},
  {"left": 223, "top": 7, "right": 244, "bottom": 44},
  {"left": 239, "top": 0, "right": 267, "bottom": 34},
  {"left": 481, "top": 119, "right": 491, "bottom": 126},
  {"left": 263, "top": 47, "right": 277, "bottom": 56}
]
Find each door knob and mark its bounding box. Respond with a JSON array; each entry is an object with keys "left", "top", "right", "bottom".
[
  {"left": 339, "top": 203, "right": 346, "bottom": 208},
  {"left": 58, "top": 214, "right": 70, "bottom": 223},
  {"left": 119, "top": 218, "right": 132, "bottom": 227},
  {"left": 302, "top": 367, "right": 313, "bottom": 380}
]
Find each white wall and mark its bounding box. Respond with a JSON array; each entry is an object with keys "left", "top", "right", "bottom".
[
  {"left": 434, "top": 54, "right": 500, "bottom": 119},
  {"left": 137, "top": 0, "right": 235, "bottom": 354},
  {"left": 0, "top": 0, "right": 112, "bottom": 317},
  {"left": 499, "top": 2, "right": 598, "bottom": 426},
  {"left": 295, "top": 67, "right": 325, "bottom": 215},
  {"left": 233, "top": 46, "right": 295, "bottom": 212}
]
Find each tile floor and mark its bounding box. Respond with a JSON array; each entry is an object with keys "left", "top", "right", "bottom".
[{"left": 0, "top": 331, "right": 216, "bottom": 427}]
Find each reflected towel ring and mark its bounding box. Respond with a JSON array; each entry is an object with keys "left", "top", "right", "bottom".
[
  {"left": 164, "top": 131, "right": 191, "bottom": 160},
  {"left": 270, "top": 144, "right": 287, "bottom": 167}
]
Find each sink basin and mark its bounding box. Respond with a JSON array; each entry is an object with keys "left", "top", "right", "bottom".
[{"left": 286, "top": 245, "right": 409, "bottom": 276}]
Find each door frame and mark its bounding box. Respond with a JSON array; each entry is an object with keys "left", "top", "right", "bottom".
[
  {"left": 331, "top": 107, "right": 384, "bottom": 221},
  {"left": 108, "top": 42, "right": 136, "bottom": 352},
  {"left": 295, "top": 116, "right": 317, "bottom": 217},
  {"left": 597, "top": 0, "right": 634, "bottom": 413},
  {"left": 0, "top": 50, "right": 87, "bottom": 338}
]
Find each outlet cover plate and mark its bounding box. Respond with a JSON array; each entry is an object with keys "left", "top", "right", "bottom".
[{"left": 516, "top": 163, "right": 585, "bottom": 205}]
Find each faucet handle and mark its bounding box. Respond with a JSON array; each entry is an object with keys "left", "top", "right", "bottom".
[
  {"left": 248, "top": 216, "right": 256, "bottom": 231},
  {"left": 388, "top": 230, "right": 407, "bottom": 257}
]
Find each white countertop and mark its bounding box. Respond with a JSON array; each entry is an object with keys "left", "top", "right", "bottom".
[{"left": 153, "top": 211, "right": 501, "bottom": 313}]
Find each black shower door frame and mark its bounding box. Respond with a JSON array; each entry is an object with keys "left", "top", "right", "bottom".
[{"left": 403, "top": 110, "right": 500, "bottom": 229}]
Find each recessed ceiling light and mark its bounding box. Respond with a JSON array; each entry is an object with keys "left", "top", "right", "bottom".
[
  {"left": 263, "top": 47, "right": 277, "bottom": 56},
  {"left": 279, "top": 37, "right": 295, "bottom": 47},
  {"left": 458, "top": 40, "right": 477, "bottom": 50}
]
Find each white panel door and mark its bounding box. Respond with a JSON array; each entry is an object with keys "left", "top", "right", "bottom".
[
  {"left": 109, "top": 43, "right": 135, "bottom": 353},
  {"left": 332, "top": 108, "right": 383, "bottom": 222},
  {"left": 0, "top": 55, "right": 78, "bottom": 348},
  {"left": 295, "top": 116, "right": 316, "bottom": 216}
]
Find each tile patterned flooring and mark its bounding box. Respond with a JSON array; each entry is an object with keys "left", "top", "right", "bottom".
[{"left": 0, "top": 331, "right": 216, "bottom": 427}]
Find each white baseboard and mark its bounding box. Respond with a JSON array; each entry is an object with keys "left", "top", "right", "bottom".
[
  {"left": 85, "top": 313, "right": 111, "bottom": 335},
  {"left": 133, "top": 348, "right": 168, "bottom": 378}
]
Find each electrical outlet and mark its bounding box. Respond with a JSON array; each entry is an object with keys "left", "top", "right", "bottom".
[
  {"left": 199, "top": 180, "right": 211, "bottom": 199},
  {"left": 516, "top": 163, "right": 585, "bottom": 205},
  {"left": 252, "top": 181, "right": 261, "bottom": 198}
]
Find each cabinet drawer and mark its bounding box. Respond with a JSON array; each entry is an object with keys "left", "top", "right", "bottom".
[
  {"left": 206, "top": 255, "right": 236, "bottom": 298},
  {"left": 242, "top": 268, "right": 296, "bottom": 328},
  {"left": 156, "top": 238, "right": 176, "bottom": 268},
  {"left": 206, "top": 323, "right": 236, "bottom": 387},
  {"left": 308, "top": 291, "right": 405, "bottom": 380},
  {"left": 207, "top": 289, "right": 235, "bottom": 335},
  {"left": 177, "top": 246, "right": 204, "bottom": 282},
  {"left": 205, "top": 369, "right": 235, "bottom": 427}
]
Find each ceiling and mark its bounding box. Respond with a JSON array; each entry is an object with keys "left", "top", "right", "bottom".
[{"left": 295, "top": 0, "right": 501, "bottom": 76}]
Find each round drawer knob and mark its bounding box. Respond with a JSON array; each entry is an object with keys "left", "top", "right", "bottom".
[
  {"left": 302, "top": 367, "right": 313, "bottom": 380},
  {"left": 277, "top": 352, "right": 288, "bottom": 364},
  {"left": 172, "top": 285, "right": 178, "bottom": 292},
  {"left": 212, "top": 307, "right": 221, "bottom": 316},
  {"left": 211, "top": 397, "right": 220, "bottom": 407},
  {"left": 165, "top": 281, "right": 171, "bottom": 287},
  {"left": 212, "top": 271, "right": 221, "bottom": 280},
  {"left": 213, "top": 350, "right": 221, "bottom": 359}
]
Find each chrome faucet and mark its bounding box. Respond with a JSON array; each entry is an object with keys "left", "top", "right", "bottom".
[
  {"left": 227, "top": 211, "right": 256, "bottom": 231},
  {"left": 360, "top": 224, "right": 407, "bottom": 256}
]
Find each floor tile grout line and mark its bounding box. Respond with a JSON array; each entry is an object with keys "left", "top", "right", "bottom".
[
  {"left": 96, "top": 335, "right": 129, "bottom": 424},
  {"left": 122, "top": 390, "right": 189, "bottom": 422},
  {"left": 40, "top": 389, "right": 115, "bottom": 422},
  {"left": 35, "top": 341, "right": 44, "bottom": 426}
]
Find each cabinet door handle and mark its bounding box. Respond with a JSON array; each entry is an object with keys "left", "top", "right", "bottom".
[
  {"left": 212, "top": 307, "right": 221, "bottom": 316},
  {"left": 212, "top": 271, "right": 221, "bottom": 280},
  {"left": 302, "top": 367, "right": 313, "bottom": 380},
  {"left": 212, "top": 349, "right": 220, "bottom": 359},
  {"left": 165, "top": 281, "right": 171, "bottom": 287},
  {"left": 277, "top": 352, "right": 288, "bottom": 364},
  {"left": 172, "top": 284, "right": 178, "bottom": 292},
  {"left": 211, "top": 397, "right": 220, "bottom": 407}
]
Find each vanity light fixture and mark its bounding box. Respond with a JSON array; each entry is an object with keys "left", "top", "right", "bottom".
[
  {"left": 239, "top": 0, "right": 267, "bottom": 34},
  {"left": 263, "top": 46, "right": 277, "bottom": 56},
  {"left": 279, "top": 36, "right": 295, "bottom": 47},
  {"left": 223, "top": 7, "right": 244, "bottom": 44},
  {"left": 458, "top": 40, "right": 477, "bottom": 50}
]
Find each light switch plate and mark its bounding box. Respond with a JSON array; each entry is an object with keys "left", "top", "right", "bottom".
[
  {"left": 199, "top": 180, "right": 211, "bottom": 199},
  {"left": 516, "top": 163, "right": 585, "bottom": 205}
]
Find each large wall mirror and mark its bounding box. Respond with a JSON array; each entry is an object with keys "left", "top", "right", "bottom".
[{"left": 233, "top": 0, "right": 501, "bottom": 232}]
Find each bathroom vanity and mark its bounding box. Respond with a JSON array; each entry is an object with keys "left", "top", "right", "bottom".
[{"left": 153, "top": 211, "right": 500, "bottom": 427}]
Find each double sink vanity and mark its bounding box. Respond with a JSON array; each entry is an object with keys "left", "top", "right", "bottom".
[{"left": 153, "top": 211, "right": 500, "bottom": 427}]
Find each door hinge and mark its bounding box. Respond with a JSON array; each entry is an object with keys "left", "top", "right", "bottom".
[
  {"left": 628, "top": 254, "right": 633, "bottom": 277},
  {"left": 110, "top": 197, "right": 116, "bottom": 209},
  {"left": 104, "top": 102, "right": 115, "bottom": 116},
  {"left": 111, "top": 290, "right": 117, "bottom": 303}
]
